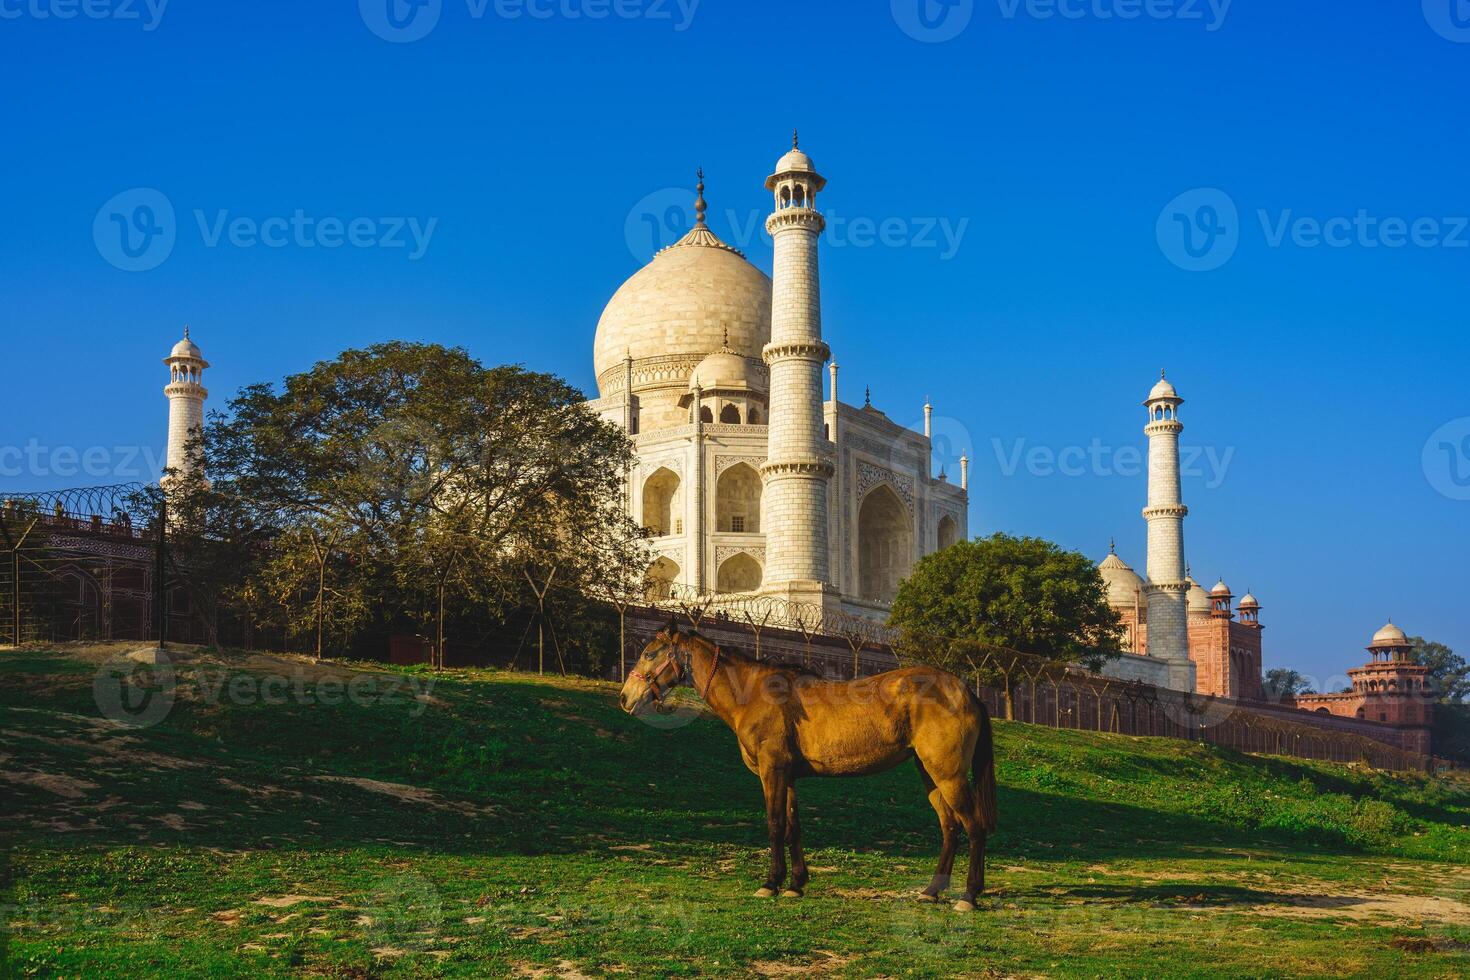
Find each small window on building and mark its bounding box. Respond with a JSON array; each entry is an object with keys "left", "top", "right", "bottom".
[
  {"left": 674, "top": 519, "right": 683, "bottom": 535},
  {"left": 731, "top": 516, "right": 745, "bottom": 533}
]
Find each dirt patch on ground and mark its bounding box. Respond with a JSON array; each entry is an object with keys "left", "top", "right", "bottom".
[
  {"left": 311, "top": 775, "right": 495, "bottom": 817},
  {"left": 0, "top": 769, "right": 99, "bottom": 798},
  {"left": 832, "top": 887, "right": 909, "bottom": 901},
  {"left": 511, "top": 961, "right": 595, "bottom": 979},
  {"left": 253, "top": 894, "right": 340, "bottom": 909},
  {"left": 750, "top": 951, "right": 857, "bottom": 976},
  {"left": 1250, "top": 891, "right": 1470, "bottom": 926}
]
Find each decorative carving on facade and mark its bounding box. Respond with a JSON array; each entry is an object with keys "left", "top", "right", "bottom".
[
  {"left": 715, "top": 545, "right": 765, "bottom": 566},
  {"left": 715, "top": 454, "right": 766, "bottom": 477},
  {"left": 855, "top": 460, "right": 915, "bottom": 515}
]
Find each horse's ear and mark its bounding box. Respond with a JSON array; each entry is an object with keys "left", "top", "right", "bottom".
[{"left": 667, "top": 612, "right": 678, "bottom": 635}]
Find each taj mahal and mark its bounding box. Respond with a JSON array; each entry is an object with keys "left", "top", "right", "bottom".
[
  {"left": 584, "top": 137, "right": 969, "bottom": 619},
  {"left": 142, "top": 135, "right": 1434, "bottom": 751}
]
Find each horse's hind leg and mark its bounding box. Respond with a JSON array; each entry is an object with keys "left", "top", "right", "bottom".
[
  {"left": 933, "top": 775, "right": 986, "bottom": 913},
  {"left": 783, "top": 786, "right": 807, "bottom": 898},
  {"left": 914, "top": 759, "right": 960, "bottom": 903}
]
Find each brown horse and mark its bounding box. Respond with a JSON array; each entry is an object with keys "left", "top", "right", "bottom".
[{"left": 619, "top": 621, "right": 998, "bottom": 912}]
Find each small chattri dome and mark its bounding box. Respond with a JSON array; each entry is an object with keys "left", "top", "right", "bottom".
[
  {"left": 165, "top": 328, "right": 208, "bottom": 366},
  {"left": 1210, "top": 579, "right": 1232, "bottom": 596},
  {"left": 689, "top": 344, "right": 761, "bottom": 392},
  {"left": 1238, "top": 592, "right": 1260, "bottom": 609},
  {"left": 1147, "top": 372, "right": 1179, "bottom": 402},
  {"left": 775, "top": 147, "right": 815, "bottom": 174},
  {"left": 1098, "top": 550, "right": 1145, "bottom": 608},
  {"left": 1187, "top": 577, "right": 1212, "bottom": 614},
  {"left": 1370, "top": 622, "right": 1409, "bottom": 649}
]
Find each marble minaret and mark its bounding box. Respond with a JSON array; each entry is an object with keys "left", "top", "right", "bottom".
[
  {"left": 760, "top": 133, "right": 837, "bottom": 608},
  {"left": 1143, "top": 372, "right": 1196, "bottom": 691},
  {"left": 161, "top": 327, "right": 209, "bottom": 489}
]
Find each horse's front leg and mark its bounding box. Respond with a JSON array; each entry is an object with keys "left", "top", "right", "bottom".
[
  {"left": 754, "top": 765, "right": 789, "bottom": 898},
  {"left": 784, "top": 785, "right": 807, "bottom": 898}
]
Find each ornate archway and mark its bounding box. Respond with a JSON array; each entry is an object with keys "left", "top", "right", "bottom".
[
  {"left": 641, "top": 467, "right": 681, "bottom": 537},
  {"left": 716, "top": 552, "right": 762, "bottom": 594},
  {"left": 644, "top": 557, "right": 680, "bottom": 600},
  {"left": 858, "top": 484, "right": 912, "bottom": 604},
  {"left": 937, "top": 514, "right": 958, "bottom": 551},
  {"left": 716, "top": 462, "right": 761, "bottom": 534}
]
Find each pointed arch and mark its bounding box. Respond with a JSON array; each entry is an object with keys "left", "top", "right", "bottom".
[
  {"left": 858, "top": 484, "right": 913, "bottom": 604},
  {"left": 641, "top": 467, "right": 681, "bottom": 537},
  {"left": 716, "top": 552, "right": 762, "bottom": 594},
  {"left": 937, "top": 514, "right": 958, "bottom": 552},
  {"left": 644, "top": 557, "right": 680, "bottom": 601},
  {"left": 716, "top": 462, "right": 761, "bottom": 534}
]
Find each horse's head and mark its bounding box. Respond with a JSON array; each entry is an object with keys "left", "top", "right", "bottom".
[{"left": 620, "top": 616, "right": 691, "bottom": 715}]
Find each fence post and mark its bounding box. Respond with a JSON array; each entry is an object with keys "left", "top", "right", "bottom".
[{"left": 153, "top": 499, "right": 168, "bottom": 650}]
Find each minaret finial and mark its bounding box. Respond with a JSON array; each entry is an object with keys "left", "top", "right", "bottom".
[
  {"left": 1110, "top": 537, "right": 1117, "bottom": 555},
  {"left": 864, "top": 385, "right": 871, "bottom": 408},
  {"left": 793, "top": 128, "right": 799, "bottom": 149},
  {"left": 722, "top": 327, "right": 729, "bottom": 349},
  {"left": 1161, "top": 368, "right": 1167, "bottom": 380},
  {"left": 694, "top": 168, "right": 707, "bottom": 227},
  {"left": 183, "top": 324, "right": 190, "bottom": 340}
]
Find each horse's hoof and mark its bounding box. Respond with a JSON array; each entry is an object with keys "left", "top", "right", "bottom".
[
  {"left": 754, "top": 887, "right": 777, "bottom": 898},
  {"left": 953, "top": 899, "right": 976, "bottom": 913},
  {"left": 915, "top": 892, "right": 941, "bottom": 904},
  {"left": 780, "top": 889, "right": 803, "bottom": 899}
]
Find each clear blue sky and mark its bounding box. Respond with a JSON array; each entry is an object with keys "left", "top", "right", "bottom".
[{"left": 3, "top": 0, "right": 1467, "bottom": 683}]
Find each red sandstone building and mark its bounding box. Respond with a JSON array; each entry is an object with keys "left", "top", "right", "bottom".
[
  {"left": 1100, "top": 548, "right": 1264, "bottom": 701},
  {"left": 1289, "top": 623, "right": 1433, "bottom": 732}
]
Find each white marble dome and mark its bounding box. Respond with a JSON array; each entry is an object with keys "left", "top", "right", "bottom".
[
  {"left": 1187, "top": 577, "right": 1212, "bottom": 615},
  {"left": 593, "top": 226, "right": 771, "bottom": 395},
  {"left": 689, "top": 345, "right": 762, "bottom": 392},
  {"left": 1099, "top": 552, "right": 1145, "bottom": 608}
]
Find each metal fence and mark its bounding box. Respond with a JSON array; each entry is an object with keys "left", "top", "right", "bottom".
[{"left": 0, "top": 485, "right": 198, "bottom": 647}]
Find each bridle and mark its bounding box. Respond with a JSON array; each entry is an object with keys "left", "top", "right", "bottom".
[{"left": 629, "top": 632, "right": 722, "bottom": 707}]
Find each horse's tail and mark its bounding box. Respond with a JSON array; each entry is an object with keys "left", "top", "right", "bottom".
[{"left": 972, "top": 697, "right": 999, "bottom": 832}]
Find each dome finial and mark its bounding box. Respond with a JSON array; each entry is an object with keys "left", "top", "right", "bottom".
[
  {"left": 1109, "top": 537, "right": 1117, "bottom": 555},
  {"left": 694, "top": 167, "right": 707, "bottom": 227},
  {"left": 793, "top": 128, "right": 799, "bottom": 149},
  {"left": 183, "top": 324, "right": 190, "bottom": 340},
  {"left": 864, "top": 385, "right": 871, "bottom": 408}
]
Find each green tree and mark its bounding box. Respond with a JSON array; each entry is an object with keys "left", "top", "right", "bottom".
[
  {"left": 185, "top": 342, "right": 645, "bottom": 664},
  {"left": 1262, "top": 667, "right": 1316, "bottom": 701},
  {"left": 889, "top": 533, "right": 1123, "bottom": 717},
  {"left": 1410, "top": 636, "right": 1469, "bottom": 704}
]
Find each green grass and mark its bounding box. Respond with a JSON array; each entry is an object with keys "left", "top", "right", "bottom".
[{"left": 1, "top": 644, "right": 1468, "bottom": 978}]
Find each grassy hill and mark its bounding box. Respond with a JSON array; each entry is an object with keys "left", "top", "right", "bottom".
[{"left": 1, "top": 644, "right": 1468, "bottom": 978}]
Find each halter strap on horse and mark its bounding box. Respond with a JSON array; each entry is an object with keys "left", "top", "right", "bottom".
[{"left": 630, "top": 626, "right": 722, "bottom": 705}]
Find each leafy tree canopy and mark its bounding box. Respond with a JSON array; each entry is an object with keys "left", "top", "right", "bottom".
[{"left": 889, "top": 532, "right": 1123, "bottom": 665}]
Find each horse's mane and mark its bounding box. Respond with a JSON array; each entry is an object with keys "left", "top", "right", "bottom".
[{"left": 680, "top": 630, "right": 824, "bottom": 678}]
